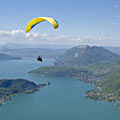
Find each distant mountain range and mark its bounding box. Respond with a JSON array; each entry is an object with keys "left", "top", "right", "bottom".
[
  {"left": 0, "top": 48, "right": 66, "bottom": 58},
  {"left": 0, "top": 53, "right": 21, "bottom": 60},
  {"left": 1, "top": 43, "right": 120, "bottom": 58},
  {"left": 0, "top": 43, "right": 73, "bottom": 49},
  {"left": 0, "top": 43, "right": 67, "bottom": 58}
]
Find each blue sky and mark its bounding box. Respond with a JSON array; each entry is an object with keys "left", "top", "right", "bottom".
[{"left": 0, "top": 0, "right": 120, "bottom": 46}]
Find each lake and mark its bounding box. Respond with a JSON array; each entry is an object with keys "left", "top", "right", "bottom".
[{"left": 0, "top": 58, "right": 120, "bottom": 120}]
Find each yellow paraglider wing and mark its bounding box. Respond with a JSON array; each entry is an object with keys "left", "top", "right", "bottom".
[{"left": 26, "top": 17, "right": 59, "bottom": 32}]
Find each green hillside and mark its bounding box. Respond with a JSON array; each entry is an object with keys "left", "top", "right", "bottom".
[
  {"left": 0, "top": 79, "right": 38, "bottom": 98},
  {"left": 29, "top": 66, "right": 92, "bottom": 77},
  {"left": 100, "top": 63, "right": 120, "bottom": 95},
  {"left": 85, "top": 63, "right": 120, "bottom": 106}
]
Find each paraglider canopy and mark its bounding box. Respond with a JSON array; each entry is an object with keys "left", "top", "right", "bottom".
[
  {"left": 25, "top": 17, "right": 59, "bottom": 63},
  {"left": 26, "top": 17, "right": 59, "bottom": 32},
  {"left": 37, "top": 56, "right": 42, "bottom": 62}
]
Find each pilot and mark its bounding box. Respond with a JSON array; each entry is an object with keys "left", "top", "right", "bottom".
[{"left": 37, "top": 56, "right": 42, "bottom": 62}]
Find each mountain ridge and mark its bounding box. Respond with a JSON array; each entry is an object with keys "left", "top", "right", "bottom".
[
  {"left": 55, "top": 45, "right": 120, "bottom": 66},
  {"left": 0, "top": 53, "right": 21, "bottom": 60}
]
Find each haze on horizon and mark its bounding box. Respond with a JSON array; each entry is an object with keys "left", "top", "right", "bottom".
[{"left": 0, "top": 0, "right": 120, "bottom": 46}]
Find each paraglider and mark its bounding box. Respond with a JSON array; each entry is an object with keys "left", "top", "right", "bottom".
[
  {"left": 37, "top": 56, "right": 42, "bottom": 62},
  {"left": 25, "top": 17, "right": 59, "bottom": 62},
  {"left": 26, "top": 17, "right": 59, "bottom": 32}
]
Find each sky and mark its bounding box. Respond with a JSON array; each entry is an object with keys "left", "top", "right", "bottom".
[{"left": 0, "top": 0, "right": 120, "bottom": 46}]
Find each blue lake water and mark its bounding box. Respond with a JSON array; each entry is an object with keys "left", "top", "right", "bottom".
[{"left": 0, "top": 58, "right": 120, "bottom": 120}]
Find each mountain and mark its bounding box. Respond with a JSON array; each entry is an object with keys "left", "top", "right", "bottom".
[
  {"left": 103, "top": 46, "right": 120, "bottom": 55},
  {"left": 0, "top": 53, "right": 21, "bottom": 60},
  {"left": 55, "top": 45, "right": 120, "bottom": 66},
  {"left": 29, "top": 45, "right": 118, "bottom": 77}
]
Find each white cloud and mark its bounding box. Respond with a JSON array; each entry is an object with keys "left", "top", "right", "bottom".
[
  {"left": 0, "top": 29, "right": 116, "bottom": 46},
  {"left": 113, "top": 4, "right": 119, "bottom": 8},
  {"left": 101, "top": 7, "right": 105, "bottom": 10},
  {"left": 111, "top": 23, "right": 120, "bottom": 27},
  {"left": 0, "top": 30, "right": 84, "bottom": 45}
]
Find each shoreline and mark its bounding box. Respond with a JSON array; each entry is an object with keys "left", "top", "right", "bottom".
[
  {"left": 84, "top": 83, "right": 120, "bottom": 108},
  {"left": 0, "top": 81, "right": 51, "bottom": 105}
]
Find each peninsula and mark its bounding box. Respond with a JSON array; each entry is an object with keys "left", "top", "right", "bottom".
[{"left": 0, "top": 79, "right": 50, "bottom": 105}]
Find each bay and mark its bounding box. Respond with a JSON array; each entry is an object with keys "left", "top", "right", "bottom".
[{"left": 0, "top": 58, "right": 120, "bottom": 120}]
